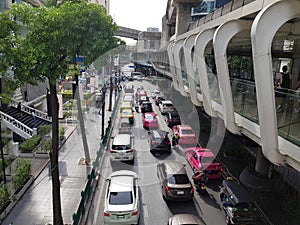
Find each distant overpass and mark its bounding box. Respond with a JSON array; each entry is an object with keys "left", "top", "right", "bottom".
[{"left": 115, "top": 26, "right": 141, "bottom": 40}]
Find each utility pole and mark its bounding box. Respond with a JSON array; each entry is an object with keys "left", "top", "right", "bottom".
[
  {"left": 108, "top": 76, "right": 113, "bottom": 111},
  {"left": 101, "top": 86, "right": 106, "bottom": 137},
  {"left": 0, "top": 97, "right": 6, "bottom": 184}
]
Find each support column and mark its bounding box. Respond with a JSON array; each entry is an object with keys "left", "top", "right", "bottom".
[
  {"left": 167, "top": 42, "right": 180, "bottom": 92},
  {"left": 172, "top": 0, "right": 199, "bottom": 37},
  {"left": 255, "top": 148, "right": 271, "bottom": 177},
  {"left": 213, "top": 20, "right": 252, "bottom": 134},
  {"left": 173, "top": 39, "right": 189, "bottom": 97},
  {"left": 194, "top": 28, "right": 216, "bottom": 117},
  {"left": 183, "top": 34, "right": 202, "bottom": 106}
]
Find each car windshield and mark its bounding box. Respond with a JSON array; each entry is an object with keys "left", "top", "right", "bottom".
[
  {"left": 109, "top": 191, "right": 133, "bottom": 205},
  {"left": 112, "top": 145, "right": 130, "bottom": 150},
  {"left": 167, "top": 174, "right": 190, "bottom": 184},
  {"left": 181, "top": 129, "right": 194, "bottom": 135}
]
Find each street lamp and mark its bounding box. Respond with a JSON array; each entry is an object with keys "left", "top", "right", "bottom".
[
  {"left": 101, "top": 86, "right": 106, "bottom": 137},
  {"left": 0, "top": 97, "right": 6, "bottom": 184}
]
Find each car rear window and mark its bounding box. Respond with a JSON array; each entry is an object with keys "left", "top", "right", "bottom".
[
  {"left": 181, "top": 129, "right": 194, "bottom": 135},
  {"left": 201, "top": 156, "right": 216, "bottom": 164},
  {"left": 112, "top": 145, "right": 131, "bottom": 150},
  {"left": 145, "top": 115, "right": 154, "bottom": 120},
  {"left": 164, "top": 103, "right": 173, "bottom": 107},
  {"left": 167, "top": 174, "right": 190, "bottom": 184},
  {"left": 109, "top": 191, "right": 133, "bottom": 205}
]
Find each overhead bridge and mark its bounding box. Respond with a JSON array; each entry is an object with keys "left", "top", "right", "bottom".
[{"left": 115, "top": 26, "right": 141, "bottom": 40}]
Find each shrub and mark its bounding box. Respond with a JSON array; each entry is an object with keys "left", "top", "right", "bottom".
[
  {"left": 38, "top": 139, "right": 52, "bottom": 153},
  {"left": 38, "top": 125, "right": 52, "bottom": 137},
  {"left": 59, "top": 126, "right": 66, "bottom": 140},
  {"left": 63, "top": 111, "right": 72, "bottom": 118},
  {"left": 19, "top": 135, "right": 42, "bottom": 152},
  {"left": 12, "top": 159, "right": 32, "bottom": 192},
  {"left": 0, "top": 184, "right": 10, "bottom": 211}
]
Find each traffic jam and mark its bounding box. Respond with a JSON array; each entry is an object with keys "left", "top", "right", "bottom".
[{"left": 94, "top": 76, "right": 264, "bottom": 225}]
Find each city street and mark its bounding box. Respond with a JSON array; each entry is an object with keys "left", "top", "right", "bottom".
[{"left": 85, "top": 80, "right": 227, "bottom": 225}]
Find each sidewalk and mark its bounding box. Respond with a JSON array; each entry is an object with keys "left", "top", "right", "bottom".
[{"left": 2, "top": 97, "right": 115, "bottom": 225}]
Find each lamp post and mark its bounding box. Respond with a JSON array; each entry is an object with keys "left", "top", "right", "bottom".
[
  {"left": 0, "top": 97, "right": 6, "bottom": 184},
  {"left": 101, "top": 86, "right": 106, "bottom": 137}
]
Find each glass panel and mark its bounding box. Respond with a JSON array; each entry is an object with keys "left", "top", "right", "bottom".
[
  {"left": 276, "top": 89, "right": 300, "bottom": 146},
  {"left": 231, "top": 79, "right": 258, "bottom": 123}
]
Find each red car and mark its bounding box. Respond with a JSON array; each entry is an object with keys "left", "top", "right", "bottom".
[
  {"left": 172, "top": 125, "right": 197, "bottom": 146},
  {"left": 185, "top": 147, "right": 222, "bottom": 179},
  {"left": 143, "top": 112, "right": 158, "bottom": 129}
]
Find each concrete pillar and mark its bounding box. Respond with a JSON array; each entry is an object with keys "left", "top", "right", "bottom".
[
  {"left": 167, "top": 42, "right": 180, "bottom": 92},
  {"left": 172, "top": 0, "right": 199, "bottom": 37},
  {"left": 255, "top": 148, "right": 271, "bottom": 178},
  {"left": 194, "top": 28, "right": 216, "bottom": 117},
  {"left": 213, "top": 20, "right": 251, "bottom": 135},
  {"left": 183, "top": 34, "right": 202, "bottom": 106},
  {"left": 173, "top": 39, "right": 189, "bottom": 96}
]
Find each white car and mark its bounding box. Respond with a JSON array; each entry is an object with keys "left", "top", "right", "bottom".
[
  {"left": 159, "top": 100, "right": 174, "bottom": 114},
  {"left": 151, "top": 90, "right": 160, "bottom": 99},
  {"left": 104, "top": 170, "right": 140, "bottom": 225}
]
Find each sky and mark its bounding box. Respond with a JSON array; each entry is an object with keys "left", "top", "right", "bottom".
[{"left": 109, "top": 0, "right": 168, "bottom": 44}]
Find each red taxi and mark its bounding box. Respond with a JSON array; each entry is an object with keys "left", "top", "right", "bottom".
[{"left": 185, "top": 147, "right": 222, "bottom": 179}]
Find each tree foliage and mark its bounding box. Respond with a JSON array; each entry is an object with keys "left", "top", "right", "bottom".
[{"left": 10, "top": 1, "right": 121, "bottom": 86}]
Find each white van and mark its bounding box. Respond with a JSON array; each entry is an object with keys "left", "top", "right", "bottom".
[{"left": 110, "top": 134, "right": 134, "bottom": 164}]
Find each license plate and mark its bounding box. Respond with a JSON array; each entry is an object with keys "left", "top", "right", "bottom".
[
  {"left": 116, "top": 215, "right": 125, "bottom": 219},
  {"left": 177, "top": 191, "right": 184, "bottom": 195}
]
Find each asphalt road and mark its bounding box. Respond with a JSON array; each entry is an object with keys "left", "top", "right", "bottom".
[{"left": 85, "top": 79, "right": 228, "bottom": 225}]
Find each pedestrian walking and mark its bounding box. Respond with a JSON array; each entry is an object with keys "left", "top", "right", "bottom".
[
  {"left": 32, "top": 110, "right": 37, "bottom": 127},
  {"left": 275, "top": 65, "right": 291, "bottom": 111},
  {"left": 17, "top": 102, "right": 22, "bottom": 116}
]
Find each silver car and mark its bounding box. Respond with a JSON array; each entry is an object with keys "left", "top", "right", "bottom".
[
  {"left": 103, "top": 170, "right": 139, "bottom": 225},
  {"left": 168, "top": 214, "right": 206, "bottom": 225},
  {"left": 157, "top": 160, "right": 194, "bottom": 201}
]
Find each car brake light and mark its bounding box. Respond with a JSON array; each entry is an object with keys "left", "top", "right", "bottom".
[
  {"left": 132, "top": 210, "right": 138, "bottom": 216},
  {"left": 191, "top": 187, "right": 194, "bottom": 193},
  {"left": 126, "top": 149, "right": 133, "bottom": 153},
  {"left": 109, "top": 149, "right": 114, "bottom": 153},
  {"left": 104, "top": 212, "right": 110, "bottom": 217},
  {"left": 165, "top": 186, "right": 169, "bottom": 193},
  {"left": 168, "top": 119, "right": 171, "bottom": 122},
  {"left": 151, "top": 141, "right": 157, "bottom": 144},
  {"left": 167, "top": 141, "right": 171, "bottom": 145}
]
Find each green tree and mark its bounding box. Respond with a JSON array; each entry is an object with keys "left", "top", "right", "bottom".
[{"left": 9, "top": 2, "right": 122, "bottom": 224}]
